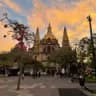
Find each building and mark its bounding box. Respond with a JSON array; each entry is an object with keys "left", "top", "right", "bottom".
[{"left": 30, "top": 24, "right": 71, "bottom": 63}]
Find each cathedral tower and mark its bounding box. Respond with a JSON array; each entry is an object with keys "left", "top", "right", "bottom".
[
  {"left": 62, "top": 27, "right": 71, "bottom": 50},
  {"left": 40, "top": 24, "right": 59, "bottom": 60},
  {"left": 34, "top": 27, "right": 40, "bottom": 54},
  {"left": 44, "top": 23, "right": 55, "bottom": 39}
]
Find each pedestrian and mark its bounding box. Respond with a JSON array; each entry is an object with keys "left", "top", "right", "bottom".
[
  {"left": 22, "top": 73, "right": 24, "bottom": 80},
  {"left": 38, "top": 69, "right": 41, "bottom": 77},
  {"left": 79, "top": 74, "right": 85, "bottom": 88},
  {"left": 60, "top": 68, "right": 65, "bottom": 78},
  {"left": 62, "top": 68, "right": 65, "bottom": 76}
]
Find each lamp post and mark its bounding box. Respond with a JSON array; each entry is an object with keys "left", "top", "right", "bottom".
[{"left": 87, "top": 16, "right": 96, "bottom": 75}]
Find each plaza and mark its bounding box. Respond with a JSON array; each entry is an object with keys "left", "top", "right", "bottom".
[
  {"left": 0, "top": 1, "right": 96, "bottom": 96},
  {"left": 0, "top": 76, "right": 95, "bottom": 96}
]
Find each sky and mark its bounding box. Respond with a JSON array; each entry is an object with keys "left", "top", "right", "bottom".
[{"left": 0, "top": 0, "right": 96, "bottom": 52}]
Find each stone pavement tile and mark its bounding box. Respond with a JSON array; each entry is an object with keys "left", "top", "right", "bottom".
[
  {"left": 10, "top": 82, "right": 56, "bottom": 89},
  {"left": 0, "top": 86, "right": 59, "bottom": 96},
  {"left": 0, "top": 89, "right": 18, "bottom": 96},
  {"left": 14, "top": 89, "right": 33, "bottom": 96},
  {"left": 28, "top": 88, "right": 59, "bottom": 96},
  {"left": 0, "top": 85, "right": 8, "bottom": 88},
  {"left": 1, "top": 87, "right": 33, "bottom": 96}
]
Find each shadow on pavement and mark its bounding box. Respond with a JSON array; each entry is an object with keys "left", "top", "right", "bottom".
[{"left": 58, "top": 88, "right": 87, "bottom": 96}]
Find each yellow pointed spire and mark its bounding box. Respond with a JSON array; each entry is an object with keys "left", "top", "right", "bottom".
[
  {"left": 35, "top": 27, "right": 40, "bottom": 42},
  {"left": 62, "top": 27, "right": 70, "bottom": 48},
  {"left": 44, "top": 23, "right": 55, "bottom": 39},
  {"left": 48, "top": 23, "right": 52, "bottom": 34},
  {"left": 34, "top": 27, "right": 40, "bottom": 54}
]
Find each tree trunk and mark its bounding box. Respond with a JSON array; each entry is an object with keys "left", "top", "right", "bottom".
[{"left": 17, "top": 63, "right": 23, "bottom": 90}]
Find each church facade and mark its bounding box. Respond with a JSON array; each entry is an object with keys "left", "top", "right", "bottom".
[{"left": 29, "top": 24, "right": 71, "bottom": 63}]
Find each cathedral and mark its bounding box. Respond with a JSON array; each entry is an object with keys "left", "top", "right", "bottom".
[{"left": 30, "top": 24, "right": 71, "bottom": 63}]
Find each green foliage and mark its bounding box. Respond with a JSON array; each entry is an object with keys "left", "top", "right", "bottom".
[
  {"left": 0, "top": 52, "right": 14, "bottom": 67},
  {"left": 10, "top": 47, "right": 43, "bottom": 69},
  {"left": 10, "top": 47, "right": 26, "bottom": 62},
  {"left": 78, "top": 36, "right": 96, "bottom": 67},
  {"left": 87, "top": 42, "right": 96, "bottom": 67},
  {"left": 86, "top": 75, "right": 96, "bottom": 83},
  {"left": 49, "top": 47, "right": 77, "bottom": 67}
]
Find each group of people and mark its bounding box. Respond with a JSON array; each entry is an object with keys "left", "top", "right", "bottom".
[
  {"left": 30, "top": 67, "right": 66, "bottom": 78},
  {"left": 21, "top": 67, "right": 86, "bottom": 88}
]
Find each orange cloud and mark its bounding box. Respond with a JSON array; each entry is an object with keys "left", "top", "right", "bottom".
[
  {"left": 0, "top": 2, "right": 3, "bottom": 7},
  {"left": 0, "top": 22, "right": 17, "bottom": 52},
  {"left": 3, "top": 0, "right": 22, "bottom": 13},
  {"left": 0, "top": 38, "right": 16, "bottom": 53},
  {"left": 1, "top": 0, "right": 96, "bottom": 52},
  {"left": 27, "top": 0, "right": 96, "bottom": 45}
]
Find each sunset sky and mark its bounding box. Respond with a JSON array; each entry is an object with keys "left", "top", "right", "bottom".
[{"left": 0, "top": 0, "right": 96, "bottom": 52}]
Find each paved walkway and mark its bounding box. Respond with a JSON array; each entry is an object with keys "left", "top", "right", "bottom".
[
  {"left": 86, "top": 83, "right": 96, "bottom": 91},
  {"left": 0, "top": 76, "right": 95, "bottom": 96}
]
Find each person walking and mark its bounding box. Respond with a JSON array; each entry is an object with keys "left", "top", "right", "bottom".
[
  {"left": 61, "top": 68, "right": 65, "bottom": 78},
  {"left": 79, "top": 74, "right": 85, "bottom": 88}
]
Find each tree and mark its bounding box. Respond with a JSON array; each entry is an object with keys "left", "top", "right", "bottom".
[
  {"left": 49, "top": 47, "right": 77, "bottom": 69},
  {"left": 78, "top": 36, "right": 96, "bottom": 67},
  {"left": 0, "top": 52, "right": 14, "bottom": 76},
  {"left": 10, "top": 47, "right": 42, "bottom": 69}
]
